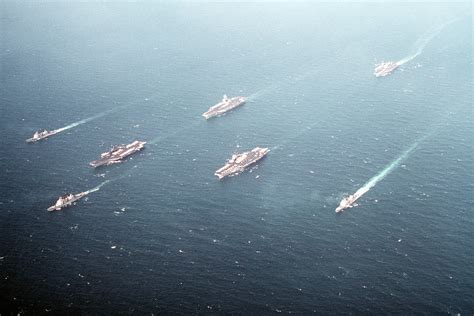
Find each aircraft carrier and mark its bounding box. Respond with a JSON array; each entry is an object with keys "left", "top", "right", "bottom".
[
  {"left": 47, "top": 192, "right": 87, "bottom": 212},
  {"left": 89, "top": 140, "right": 146, "bottom": 168},
  {"left": 215, "top": 147, "right": 269, "bottom": 179},
  {"left": 374, "top": 61, "right": 399, "bottom": 77},
  {"left": 202, "top": 95, "right": 246, "bottom": 119},
  {"left": 26, "top": 129, "right": 59, "bottom": 143}
]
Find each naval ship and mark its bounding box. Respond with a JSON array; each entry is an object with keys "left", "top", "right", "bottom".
[
  {"left": 26, "top": 129, "right": 60, "bottom": 143},
  {"left": 47, "top": 192, "right": 87, "bottom": 212},
  {"left": 374, "top": 61, "right": 399, "bottom": 77},
  {"left": 202, "top": 95, "right": 246, "bottom": 119},
  {"left": 89, "top": 140, "right": 146, "bottom": 168},
  {"left": 215, "top": 147, "right": 269, "bottom": 179},
  {"left": 335, "top": 187, "right": 368, "bottom": 213}
]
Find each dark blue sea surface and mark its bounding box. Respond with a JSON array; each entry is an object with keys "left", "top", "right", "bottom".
[{"left": 0, "top": 2, "right": 472, "bottom": 314}]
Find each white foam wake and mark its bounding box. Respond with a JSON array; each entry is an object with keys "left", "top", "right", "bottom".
[
  {"left": 271, "top": 123, "right": 318, "bottom": 152},
  {"left": 246, "top": 83, "right": 281, "bottom": 102},
  {"left": 149, "top": 121, "right": 202, "bottom": 145},
  {"left": 84, "top": 180, "right": 110, "bottom": 194},
  {"left": 359, "top": 142, "right": 419, "bottom": 192},
  {"left": 52, "top": 95, "right": 159, "bottom": 134},
  {"left": 351, "top": 135, "right": 429, "bottom": 203},
  {"left": 55, "top": 110, "right": 114, "bottom": 133},
  {"left": 247, "top": 68, "right": 317, "bottom": 102},
  {"left": 397, "top": 18, "right": 459, "bottom": 65}
]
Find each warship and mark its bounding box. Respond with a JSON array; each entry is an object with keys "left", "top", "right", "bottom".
[
  {"left": 47, "top": 192, "right": 87, "bottom": 212},
  {"left": 202, "top": 95, "right": 246, "bottom": 119},
  {"left": 26, "top": 129, "right": 60, "bottom": 143},
  {"left": 89, "top": 140, "right": 146, "bottom": 168},
  {"left": 335, "top": 187, "right": 368, "bottom": 213},
  {"left": 374, "top": 61, "right": 399, "bottom": 77},
  {"left": 215, "top": 147, "right": 269, "bottom": 179}
]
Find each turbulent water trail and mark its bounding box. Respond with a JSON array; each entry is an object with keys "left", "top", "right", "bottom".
[
  {"left": 149, "top": 121, "right": 202, "bottom": 145},
  {"left": 358, "top": 141, "right": 419, "bottom": 193},
  {"left": 350, "top": 134, "right": 429, "bottom": 203},
  {"left": 247, "top": 66, "right": 319, "bottom": 102},
  {"left": 55, "top": 110, "right": 115, "bottom": 133},
  {"left": 397, "top": 18, "right": 459, "bottom": 65},
  {"left": 84, "top": 180, "right": 111, "bottom": 194},
  {"left": 271, "top": 124, "right": 319, "bottom": 152},
  {"left": 52, "top": 95, "right": 160, "bottom": 134},
  {"left": 247, "top": 83, "right": 281, "bottom": 102}
]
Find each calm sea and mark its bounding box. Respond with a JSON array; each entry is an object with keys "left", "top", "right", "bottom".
[{"left": 1, "top": 2, "right": 472, "bottom": 314}]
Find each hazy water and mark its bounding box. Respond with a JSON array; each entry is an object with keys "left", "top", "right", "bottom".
[{"left": 1, "top": 2, "right": 473, "bottom": 314}]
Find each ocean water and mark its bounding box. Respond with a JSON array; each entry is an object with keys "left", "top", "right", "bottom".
[{"left": 0, "top": 2, "right": 472, "bottom": 314}]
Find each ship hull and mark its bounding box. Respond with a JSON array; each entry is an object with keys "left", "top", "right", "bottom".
[
  {"left": 335, "top": 186, "right": 368, "bottom": 213},
  {"left": 203, "top": 97, "right": 246, "bottom": 119},
  {"left": 374, "top": 62, "right": 399, "bottom": 77},
  {"left": 47, "top": 193, "right": 87, "bottom": 212},
  {"left": 89, "top": 158, "right": 123, "bottom": 168},
  {"left": 26, "top": 131, "right": 59, "bottom": 143},
  {"left": 215, "top": 147, "right": 269, "bottom": 179},
  {"left": 89, "top": 141, "right": 146, "bottom": 168}
]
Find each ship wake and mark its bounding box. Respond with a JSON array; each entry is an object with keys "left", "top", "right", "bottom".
[
  {"left": 51, "top": 95, "right": 159, "bottom": 135},
  {"left": 343, "top": 135, "right": 428, "bottom": 209},
  {"left": 397, "top": 18, "right": 459, "bottom": 66},
  {"left": 247, "top": 71, "right": 314, "bottom": 102},
  {"left": 54, "top": 110, "right": 114, "bottom": 133},
  {"left": 84, "top": 180, "right": 111, "bottom": 195},
  {"left": 149, "top": 121, "right": 202, "bottom": 145},
  {"left": 247, "top": 84, "right": 281, "bottom": 102},
  {"left": 271, "top": 124, "right": 318, "bottom": 152}
]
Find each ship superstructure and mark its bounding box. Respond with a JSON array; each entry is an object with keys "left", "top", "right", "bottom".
[
  {"left": 202, "top": 95, "right": 246, "bottom": 119},
  {"left": 26, "top": 129, "right": 60, "bottom": 143},
  {"left": 47, "top": 192, "right": 87, "bottom": 212},
  {"left": 335, "top": 187, "right": 369, "bottom": 213},
  {"left": 215, "top": 147, "right": 269, "bottom": 179},
  {"left": 374, "top": 61, "right": 399, "bottom": 77},
  {"left": 89, "top": 140, "right": 146, "bottom": 168}
]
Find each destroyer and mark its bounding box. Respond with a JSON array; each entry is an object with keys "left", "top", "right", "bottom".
[
  {"left": 26, "top": 129, "right": 60, "bottom": 143},
  {"left": 90, "top": 140, "right": 146, "bottom": 168},
  {"left": 202, "top": 95, "right": 246, "bottom": 119},
  {"left": 215, "top": 147, "right": 269, "bottom": 179},
  {"left": 335, "top": 187, "right": 368, "bottom": 213},
  {"left": 374, "top": 61, "right": 399, "bottom": 77},
  {"left": 47, "top": 192, "right": 87, "bottom": 212}
]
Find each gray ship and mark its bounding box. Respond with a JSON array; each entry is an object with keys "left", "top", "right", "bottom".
[
  {"left": 215, "top": 147, "right": 269, "bottom": 179},
  {"left": 335, "top": 187, "right": 368, "bottom": 213},
  {"left": 89, "top": 140, "right": 146, "bottom": 168},
  {"left": 26, "top": 129, "right": 60, "bottom": 143},
  {"left": 202, "top": 95, "right": 246, "bottom": 119},
  {"left": 374, "top": 61, "right": 399, "bottom": 77},
  {"left": 47, "top": 192, "right": 87, "bottom": 212}
]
